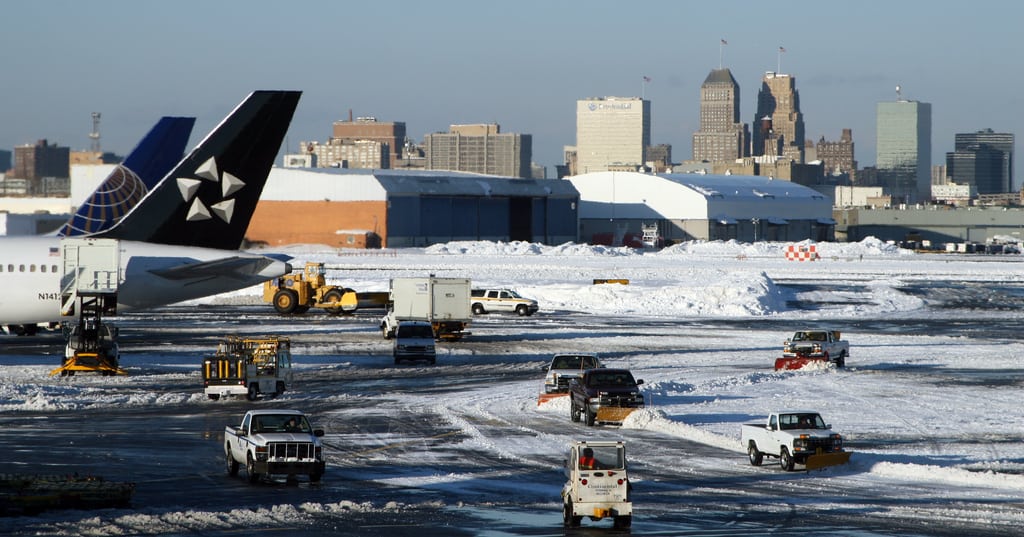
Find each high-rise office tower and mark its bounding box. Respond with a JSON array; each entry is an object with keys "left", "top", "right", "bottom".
[
  {"left": 946, "top": 129, "right": 1014, "bottom": 194},
  {"left": 816, "top": 128, "right": 857, "bottom": 180},
  {"left": 752, "top": 72, "right": 805, "bottom": 163},
  {"left": 575, "top": 97, "right": 650, "bottom": 174},
  {"left": 692, "top": 68, "right": 749, "bottom": 162},
  {"left": 331, "top": 116, "right": 406, "bottom": 169},
  {"left": 13, "top": 139, "right": 69, "bottom": 195},
  {"left": 424, "top": 124, "right": 532, "bottom": 178},
  {"left": 876, "top": 98, "right": 932, "bottom": 202}
]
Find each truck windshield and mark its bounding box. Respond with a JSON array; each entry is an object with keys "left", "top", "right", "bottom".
[
  {"left": 553, "top": 355, "right": 598, "bottom": 369},
  {"left": 253, "top": 415, "right": 310, "bottom": 433},
  {"left": 399, "top": 324, "right": 434, "bottom": 338},
  {"left": 589, "top": 371, "right": 635, "bottom": 386},
  {"left": 780, "top": 413, "right": 825, "bottom": 430}
]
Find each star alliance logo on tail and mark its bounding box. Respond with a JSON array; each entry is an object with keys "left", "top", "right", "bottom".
[{"left": 175, "top": 156, "right": 244, "bottom": 224}]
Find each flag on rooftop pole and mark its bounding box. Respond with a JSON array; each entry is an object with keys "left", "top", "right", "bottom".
[
  {"left": 642, "top": 76, "right": 651, "bottom": 99},
  {"left": 719, "top": 38, "right": 728, "bottom": 68},
  {"left": 777, "top": 46, "right": 786, "bottom": 73}
]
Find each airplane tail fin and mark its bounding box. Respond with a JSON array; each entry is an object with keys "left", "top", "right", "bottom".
[
  {"left": 57, "top": 116, "right": 196, "bottom": 237},
  {"left": 98, "top": 91, "right": 301, "bottom": 250}
]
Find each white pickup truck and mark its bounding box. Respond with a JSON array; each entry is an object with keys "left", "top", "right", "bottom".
[
  {"left": 782, "top": 330, "right": 849, "bottom": 367},
  {"left": 740, "top": 411, "right": 850, "bottom": 471},
  {"left": 561, "top": 440, "right": 632, "bottom": 529},
  {"left": 224, "top": 409, "right": 326, "bottom": 483}
]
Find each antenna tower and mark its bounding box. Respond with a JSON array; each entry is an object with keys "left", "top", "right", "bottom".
[{"left": 89, "top": 112, "right": 101, "bottom": 153}]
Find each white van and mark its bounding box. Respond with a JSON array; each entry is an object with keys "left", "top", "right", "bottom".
[{"left": 393, "top": 321, "right": 436, "bottom": 365}]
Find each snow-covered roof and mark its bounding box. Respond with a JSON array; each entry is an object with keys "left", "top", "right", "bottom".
[
  {"left": 263, "top": 168, "right": 577, "bottom": 201},
  {"left": 568, "top": 171, "right": 832, "bottom": 220}
]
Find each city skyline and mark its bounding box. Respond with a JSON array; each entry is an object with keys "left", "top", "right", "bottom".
[{"left": 2, "top": 1, "right": 1022, "bottom": 187}]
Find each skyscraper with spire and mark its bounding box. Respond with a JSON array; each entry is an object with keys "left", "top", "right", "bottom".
[
  {"left": 752, "top": 72, "right": 805, "bottom": 164},
  {"left": 692, "top": 68, "right": 749, "bottom": 162}
]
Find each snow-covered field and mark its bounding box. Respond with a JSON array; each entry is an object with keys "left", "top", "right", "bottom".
[{"left": 4, "top": 237, "right": 1024, "bottom": 534}]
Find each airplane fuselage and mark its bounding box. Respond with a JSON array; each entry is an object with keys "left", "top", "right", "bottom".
[{"left": 0, "top": 236, "right": 289, "bottom": 326}]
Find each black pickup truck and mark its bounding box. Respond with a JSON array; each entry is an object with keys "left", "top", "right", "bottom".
[{"left": 569, "top": 368, "right": 644, "bottom": 426}]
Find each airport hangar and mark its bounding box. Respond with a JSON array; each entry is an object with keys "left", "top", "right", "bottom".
[
  {"left": 567, "top": 171, "right": 836, "bottom": 245},
  {"left": 245, "top": 168, "right": 579, "bottom": 248},
  {"left": 15, "top": 167, "right": 833, "bottom": 247}
]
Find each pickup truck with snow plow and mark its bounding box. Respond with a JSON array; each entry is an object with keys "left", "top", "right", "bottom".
[
  {"left": 777, "top": 330, "right": 849, "bottom": 370},
  {"left": 224, "top": 409, "right": 326, "bottom": 483},
  {"left": 568, "top": 368, "right": 644, "bottom": 426},
  {"left": 740, "top": 411, "right": 850, "bottom": 471}
]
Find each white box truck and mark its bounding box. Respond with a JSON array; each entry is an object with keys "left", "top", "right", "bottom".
[{"left": 380, "top": 277, "right": 471, "bottom": 340}]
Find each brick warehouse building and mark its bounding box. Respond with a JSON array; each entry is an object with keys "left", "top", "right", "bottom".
[{"left": 246, "top": 168, "right": 578, "bottom": 248}]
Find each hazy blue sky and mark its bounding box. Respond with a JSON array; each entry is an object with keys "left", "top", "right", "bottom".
[{"left": 3, "top": 1, "right": 1023, "bottom": 185}]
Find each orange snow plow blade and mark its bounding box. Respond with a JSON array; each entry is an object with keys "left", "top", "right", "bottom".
[
  {"left": 774, "top": 356, "right": 820, "bottom": 371},
  {"left": 595, "top": 407, "right": 637, "bottom": 424},
  {"left": 537, "top": 392, "right": 568, "bottom": 405},
  {"left": 804, "top": 450, "right": 851, "bottom": 470}
]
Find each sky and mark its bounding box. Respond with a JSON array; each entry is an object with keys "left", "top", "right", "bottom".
[{"left": 3, "top": 1, "right": 1024, "bottom": 185}]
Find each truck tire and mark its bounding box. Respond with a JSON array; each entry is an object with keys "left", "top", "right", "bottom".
[
  {"left": 570, "top": 399, "right": 581, "bottom": 422},
  {"left": 748, "top": 441, "right": 763, "bottom": 466},
  {"left": 323, "top": 289, "right": 345, "bottom": 315},
  {"left": 225, "top": 446, "right": 239, "bottom": 476},
  {"left": 273, "top": 289, "right": 299, "bottom": 314},
  {"left": 585, "top": 404, "right": 596, "bottom": 426},
  {"left": 613, "top": 515, "right": 632, "bottom": 529},
  {"left": 246, "top": 453, "right": 261, "bottom": 483},
  {"left": 836, "top": 351, "right": 847, "bottom": 368},
  {"left": 472, "top": 303, "right": 485, "bottom": 315},
  {"left": 779, "top": 446, "right": 795, "bottom": 471},
  {"left": 516, "top": 304, "right": 529, "bottom": 316},
  {"left": 563, "top": 499, "right": 582, "bottom": 527},
  {"left": 309, "top": 470, "right": 323, "bottom": 483},
  {"left": 246, "top": 384, "right": 259, "bottom": 401}
]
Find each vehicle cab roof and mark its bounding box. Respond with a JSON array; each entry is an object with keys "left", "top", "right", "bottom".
[{"left": 246, "top": 409, "right": 306, "bottom": 416}]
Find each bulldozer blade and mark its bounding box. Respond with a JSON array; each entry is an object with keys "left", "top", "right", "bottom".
[
  {"left": 537, "top": 392, "right": 568, "bottom": 406},
  {"left": 595, "top": 407, "right": 637, "bottom": 424},
  {"left": 356, "top": 292, "right": 390, "bottom": 309},
  {"left": 804, "top": 450, "right": 851, "bottom": 470},
  {"left": 775, "top": 357, "right": 815, "bottom": 370}
]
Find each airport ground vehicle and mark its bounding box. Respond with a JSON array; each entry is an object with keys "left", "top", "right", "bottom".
[
  {"left": 202, "top": 336, "right": 292, "bottom": 400},
  {"left": 263, "top": 262, "right": 357, "bottom": 315},
  {"left": 561, "top": 440, "right": 632, "bottom": 529},
  {"left": 224, "top": 409, "right": 325, "bottom": 483},
  {"left": 392, "top": 321, "right": 436, "bottom": 365},
  {"left": 569, "top": 368, "right": 644, "bottom": 426},
  {"left": 741, "top": 411, "right": 851, "bottom": 471},
  {"left": 538, "top": 353, "right": 603, "bottom": 404},
  {"left": 52, "top": 318, "right": 123, "bottom": 377},
  {"left": 381, "top": 277, "right": 471, "bottom": 340},
  {"left": 470, "top": 288, "right": 539, "bottom": 316},
  {"left": 776, "top": 329, "right": 849, "bottom": 370}
]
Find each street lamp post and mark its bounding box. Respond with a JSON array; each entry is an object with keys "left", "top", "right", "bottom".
[{"left": 752, "top": 218, "right": 760, "bottom": 242}]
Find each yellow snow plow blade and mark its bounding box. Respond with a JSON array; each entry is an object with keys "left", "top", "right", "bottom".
[
  {"left": 537, "top": 392, "right": 568, "bottom": 406},
  {"left": 595, "top": 407, "right": 637, "bottom": 424},
  {"left": 805, "top": 450, "right": 851, "bottom": 470}
]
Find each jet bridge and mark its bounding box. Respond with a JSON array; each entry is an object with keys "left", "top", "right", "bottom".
[{"left": 51, "top": 238, "right": 125, "bottom": 376}]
